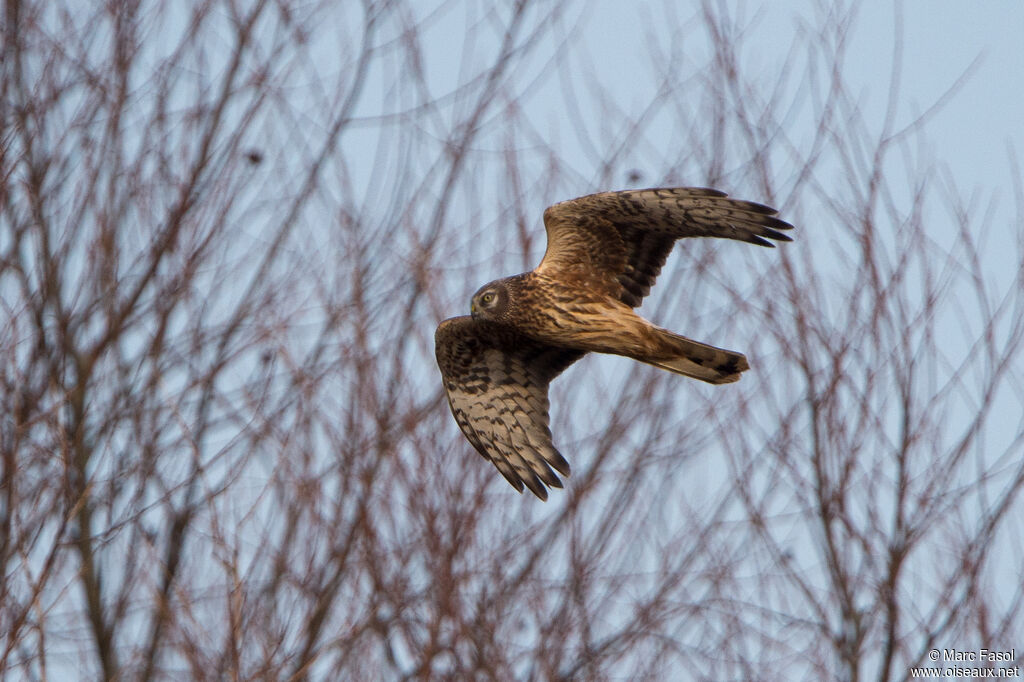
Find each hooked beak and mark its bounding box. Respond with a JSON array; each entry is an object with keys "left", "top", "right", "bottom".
[{"left": 470, "top": 301, "right": 478, "bottom": 319}]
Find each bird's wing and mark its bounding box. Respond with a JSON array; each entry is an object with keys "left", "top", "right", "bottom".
[
  {"left": 434, "top": 316, "right": 584, "bottom": 500},
  {"left": 537, "top": 187, "right": 793, "bottom": 307}
]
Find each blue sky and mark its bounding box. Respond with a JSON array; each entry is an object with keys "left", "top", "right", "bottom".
[
  {"left": 8, "top": 1, "right": 1022, "bottom": 677},
  {"left": 555, "top": 1, "right": 1024, "bottom": 205},
  {"left": 834, "top": 2, "right": 1022, "bottom": 183}
]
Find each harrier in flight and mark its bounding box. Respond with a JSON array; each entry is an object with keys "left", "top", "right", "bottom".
[{"left": 435, "top": 188, "right": 792, "bottom": 499}]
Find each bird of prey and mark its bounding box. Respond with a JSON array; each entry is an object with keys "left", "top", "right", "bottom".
[{"left": 435, "top": 187, "right": 792, "bottom": 499}]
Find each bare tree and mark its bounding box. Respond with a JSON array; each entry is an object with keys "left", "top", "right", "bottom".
[{"left": 2, "top": 0, "right": 1021, "bottom": 680}]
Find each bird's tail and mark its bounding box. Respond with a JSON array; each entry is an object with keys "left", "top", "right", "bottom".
[{"left": 642, "top": 328, "right": 749, "bottom": 385}]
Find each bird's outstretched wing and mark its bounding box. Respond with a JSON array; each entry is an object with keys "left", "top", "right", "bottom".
[
  {"left": 434, "top": 316, "right": 584, "bottom": 500},
  {"left": 537, "top": 187, "right": 793, "bottom": 307}
]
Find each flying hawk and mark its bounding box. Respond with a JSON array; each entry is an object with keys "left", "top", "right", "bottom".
[{"left": 435, "top": 188, "right": 792, "bottom": 499}]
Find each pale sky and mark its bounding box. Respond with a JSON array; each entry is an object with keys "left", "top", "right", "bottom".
[{"left": 584, "top": 1, "right": 1024, "bottom": 202}]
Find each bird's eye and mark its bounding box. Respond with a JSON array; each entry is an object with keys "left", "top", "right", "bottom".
[{"left": 482, "top": 292, "right": 495, "bottom": 304}]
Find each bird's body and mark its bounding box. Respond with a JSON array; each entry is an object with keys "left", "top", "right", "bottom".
[{"left": 435, "top": 187, "right": 792, "bottom": 499}]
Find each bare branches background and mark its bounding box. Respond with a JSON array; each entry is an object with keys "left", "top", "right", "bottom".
[{"left": 2, "top": 0, "right": 1022, "bottom": 679}]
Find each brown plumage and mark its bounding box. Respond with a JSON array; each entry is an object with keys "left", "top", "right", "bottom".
[{"left": 435, "top": 187, "right": 793, "bottom": 499}]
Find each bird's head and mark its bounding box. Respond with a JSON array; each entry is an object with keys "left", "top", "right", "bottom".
[{"left": 470, "top": 280, "right": 510, "bottom": 322}]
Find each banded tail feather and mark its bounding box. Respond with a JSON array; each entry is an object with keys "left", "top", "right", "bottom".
[{"left": 641, "top": 328, "right": 749, "bottom": 384}]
